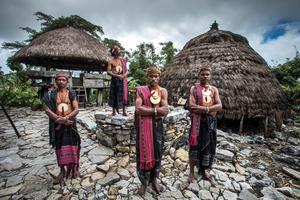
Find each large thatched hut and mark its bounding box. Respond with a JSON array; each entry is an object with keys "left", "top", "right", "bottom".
[
  {"left": 160, "top": 22, "right": 289, "bottom": 134},
  {"left": 14, "top": 27, "right": 110, "bottom": 71}
]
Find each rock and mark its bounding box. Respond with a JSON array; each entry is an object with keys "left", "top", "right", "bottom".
[
  {"left": 97, "top": 172, "right": 120, "bottom": 186},
  {"left": 108, "top": 185, "right": 118, "bottom": 195},
  {"left": 0, "top": 185, "right": 21, "bottom": 197},
  {"left": 6, "top": 175, "right": 23, "bottom": 187},
  {"left": 175, "top": 148, "right": 189, "bottom": 162},
  {"left": 277, "top": 187, "right": 296, "bottom": 198},
  {"left": 232, "top": 181, "right": 241, "bottom": 192},
  {"left": 111, "top": 115, "right": 128, "bottom": 125},
  {"left": 212, "top": 169, "right": 228, "bottom": 182},
  {"left": 117, "top": 155, "right": 130, "bottom": 167},
  {"left": 89, "top": 145, "right": 114, "bottom": 156},
  {"left": 115, "top": 180, "right": 130, "bottom": 189},
  {"left": 174, "top": 158, "right": 187, "bottom": 171},
  {"left": 81, "top": 177, "right": 91, "bottom": 187},
  {"left": 91, "top": 171, "right": 105, "bottom": 182},
  {"left": 216, "top": 149, "right": 234, "bottom": 161},
  {"left": 249, "top": 177, "right": 275, "bottom": 192},
  {"left": 0, "top": 147, "right": 19, "bottom": 158},
  {"left": 96, "top": 164, "right": 110, "bottom": 172},
  {"left": 219, "top": 141, "right": 239, "bottom": 153},
  {"left": 116, "top": 145, "right": 130, "bottom": 153},
  {"left": 183, "top": 190, "right": 198, "bottom": 198},
  {"left": 117, "top": 168, "right": 131, "bottom": 180},
  {"left": 235, "top": 163, "right": 245, "bottom": 175},
  {"left": 238, "top": 189, "right": 258, "bottom": 200},
  {"left": 119, "top": 187, "right": 128, "bottom": 197},
  {"left": 239, "top": 182, "right": 252, "bottom": 190},
  {"left": 0, "top": 154, "right": 23, "bottom": 171},
  {"left": 198, "top": 180, "right": 211, "bottom": 190},
  {"left": 282, "top": 166, "right": 300, "bottom": 180},
  {"left": 95, "top": 112, "right": 110, "bottom": 120},
  {"left": 169, "top": 147, "right": 176, "bottom": 159},
  {"left": 198, "top": 189, "right": 214, "bottom": 200},
  {"left": 229, "top": 173, "right": 245, "bottom": 182},
  {"left": 261, "top": 186, "right": 285, "bottom": 200},
  {"left": 222, "top": 189, "right": 237, "bottom": 200},
  {"left": 188, "top": 182, "right": 200, "bottom": 193}
]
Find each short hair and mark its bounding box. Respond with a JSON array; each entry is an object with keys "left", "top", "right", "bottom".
[
  {"left": 199, "top": 67, "right": 211, "bottom": 73},
  {"left": 110, "top": 45, "right": 120, "bottom": 56},
  {"left": 55, "top": 72, "right": 69, "bottom": 80},
  {"left": 145, "top": 66, "right": 161, "bottom": 75}
]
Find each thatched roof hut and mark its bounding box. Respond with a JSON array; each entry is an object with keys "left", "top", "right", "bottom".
[
  {"left": 160, "top": 22, "right": 289, "bottom": 133},
  {"left": 14, "top": 27, "right": 110, "bottom": 71}
]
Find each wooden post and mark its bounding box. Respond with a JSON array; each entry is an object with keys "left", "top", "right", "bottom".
[
  {"left": 239, "top": 115, "right": 244, "bottom": 134},
  {"left": 96, "top": 88, "right": 103, "bottom": 106},
  {"left": 264, "top": 117, "right": 269, "bottom": 136}
]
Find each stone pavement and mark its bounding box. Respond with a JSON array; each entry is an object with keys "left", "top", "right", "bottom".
[{"left": 0, "top": 107, "right": 299, "bottom": 199}]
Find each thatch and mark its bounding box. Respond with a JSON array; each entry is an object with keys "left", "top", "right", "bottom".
[
  {"left": 160, "top": 22, "right": 289, "bottom": 130},
  {"left": 13, "top": 27, "right": 110, "bottom": 71}
]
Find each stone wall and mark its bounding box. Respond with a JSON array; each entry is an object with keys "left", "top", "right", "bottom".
[{"left": 94, "top": 107, "right": 190, "bottom": 155}]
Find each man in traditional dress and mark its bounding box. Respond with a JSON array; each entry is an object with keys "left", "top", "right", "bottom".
[
  {"left": 188, "top": 67, "right": 222, "bottom": 184},
  {"left": 135, "top": 66, "right": 169, "bottom": 196},
  {"left": 107, "top": 45, "right": 128, "bottom": 116},
  {"left": 43, "top": 72, "right": 81, "bottom": 182}
]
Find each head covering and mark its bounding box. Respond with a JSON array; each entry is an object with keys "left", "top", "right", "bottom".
[
  {"left": 55, "top": 72, "right": 69, "bottom": 80},
  {"left": 146, "top": 66, "right": 161, "bottom": 75},
  {"left": 199, "top": 66, "right": 212, "bottom": 73}
]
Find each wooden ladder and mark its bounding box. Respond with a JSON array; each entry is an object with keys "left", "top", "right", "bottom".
[{"left": 73, "top": 86, "right": 87, "bottom": 108}]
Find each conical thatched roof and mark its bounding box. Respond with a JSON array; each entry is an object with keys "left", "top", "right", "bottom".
[
  {"left": 160, "top": 22, "right": 289, "bottom": 131},
  {"left": 14, "top": 27, "right": 110, "bottom": 71}
]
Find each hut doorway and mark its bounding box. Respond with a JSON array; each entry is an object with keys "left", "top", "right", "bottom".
[{"left": 218, "top": 117, "right": 265, "bottom": 135}]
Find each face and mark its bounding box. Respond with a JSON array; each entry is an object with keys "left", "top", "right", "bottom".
[
  {"left": 55, "top": 77, "right": 68, "bottom": 89},
  {"left": 148, "top": 73, "right": 160, "bottom": 88},
  {"left": 112, "top": 46, "right": 121, "bottom": 57},
  {"left": 199, "top": 70, "right": 211, "bottom": 85}
]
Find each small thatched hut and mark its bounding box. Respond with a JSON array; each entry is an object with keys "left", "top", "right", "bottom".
[
  {"left": 160, "top": 22, "right": 289, "bottom": 134},
  {"left": 14, "top": 27, "right": 110, "bottom": 71}
]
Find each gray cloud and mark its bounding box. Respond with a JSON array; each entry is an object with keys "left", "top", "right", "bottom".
[{"left": 1, "top": 0, "right": 300, "bottom": 72}]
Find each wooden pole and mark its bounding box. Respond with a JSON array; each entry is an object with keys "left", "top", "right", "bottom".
[
  {"left": 239, "top": 115, "right": 244, "bottom": 134},
  {"left": 1, "top": 104, "right": 20, "bottom": 138}
]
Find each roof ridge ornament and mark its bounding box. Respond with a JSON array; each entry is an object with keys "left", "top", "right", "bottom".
[{"left": 210, "top": 20, "right": 219, "bottom": 30}]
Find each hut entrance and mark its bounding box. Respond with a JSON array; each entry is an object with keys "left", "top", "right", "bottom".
[{"left": 218, "top": 117, "right": 265, "bottom": 135}]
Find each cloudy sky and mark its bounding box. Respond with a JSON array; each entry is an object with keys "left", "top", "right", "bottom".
[{"left": 1, "top": 0, "right": 300, "bottom": 73}]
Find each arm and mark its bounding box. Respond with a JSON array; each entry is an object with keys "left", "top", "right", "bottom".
[
  {"left": 135, "top": 91, "right": 156, "bottom": 116},
  {"left": 43, "top": 104, "right": 59, "bottom": 121},
  {"left": 189, "top": 86, "right": 207, "bottom": 114},
  {"left": 65, "top": 98, "right": 79, "bottom": 120},
  {"left": 156, "top": 88, "right": 169, "bottom": 116},
  {"left": 208, "top": 87, "right": 222, "bottom": 112}
]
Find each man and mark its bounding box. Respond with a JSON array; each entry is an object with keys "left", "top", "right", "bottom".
[
  {"left": 43, "top": 72, "right": 81, "bottom": 182},
  {"left": 135, "top": 66, "right": 169, "bottom": 196},
  {"left": 107, "top": 45, "right": 128, "bottom": 116},
  {"left": 188, "top": 67, "right": 222, "bottom": 184}
]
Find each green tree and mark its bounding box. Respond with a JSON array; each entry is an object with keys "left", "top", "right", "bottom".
[
  {"left": 2, "top": 11, "right": 104, "bottom": 51},
  {"left": 159, "top": 41, "right": 178, "bottom": 67},
  {"left": 272, "top": 56, "right": 300, "bottom": 113},
  {"left": 128, "top": 43, "right": 161, "bottom": 85}
]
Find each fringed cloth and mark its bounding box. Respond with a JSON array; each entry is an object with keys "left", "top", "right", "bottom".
[
  {"left": 136, "top": 86, "right": 155, "bottom": 170},
  {"left": 188, "top": 83, "right": 217, "bottom": 170},
  {"left": 43, "top": 90, "right": 81, "bottom": 175},
  {"left": 108, "top": 58, "right": 128, "bottom": 108}
]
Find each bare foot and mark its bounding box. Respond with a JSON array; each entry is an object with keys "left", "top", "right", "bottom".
[
  {"left": 138, "top": 185, "right": 146, "bottom": 196},
  {"left": 188, "top": 173, "right": 195, "bottom": 183},
  {"left": 123, "top": 111, "right": 128, "bottom": 116},
  {"left": 152, "top": 179, "right": 163, "bottom": 194},
  {"left": 53, "top": 172, "right": 65, "bottom": 184},
  {"left": 202, "top": 170, "right": 216, "bottom": 186}
]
